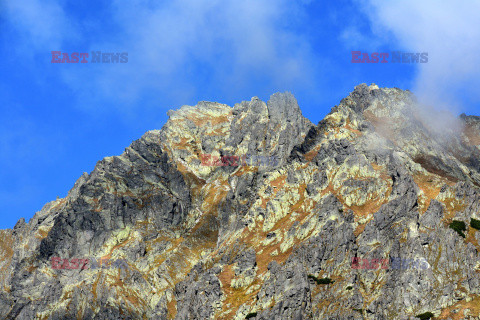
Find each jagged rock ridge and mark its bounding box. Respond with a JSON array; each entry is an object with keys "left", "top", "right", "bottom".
[{"left": 1, "top": 84, "right": 480, "bottom": 319}]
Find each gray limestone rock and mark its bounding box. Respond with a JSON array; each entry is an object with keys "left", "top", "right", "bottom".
[{"left": 1, "top": 86, "right": 480, "bottom": 319}]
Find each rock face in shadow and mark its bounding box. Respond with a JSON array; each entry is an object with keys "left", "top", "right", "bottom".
[{"left": 1, "top": 86, "right": 480, "bottom": 319}]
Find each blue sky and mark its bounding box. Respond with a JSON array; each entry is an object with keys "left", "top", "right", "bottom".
[{"left": 1, "top": 0, "right": 479, "bottom": 229}]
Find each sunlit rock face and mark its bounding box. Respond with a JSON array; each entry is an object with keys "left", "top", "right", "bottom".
[{"left": 1, "top": 85, "right": 480, "bottom": 319}]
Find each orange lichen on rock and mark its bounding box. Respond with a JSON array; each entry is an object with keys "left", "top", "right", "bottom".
[
  {"left": 437, "top": 295, "right": 480, "bottom": 320},
  {"left": 344, "top": 119, "right": 362, "bottom": 137},
  {"left": 256, "top": 242, "right": 294, "bottom": 276},
  {"left": 465, "top": 227, "right": 480, "bottom": 251},
  {"left": 441, "top": 197, "right": 467, "bottom": 222},
  {"left": 354, "top": 220, "right": 370, "bottom": 237},
  {"left": 216, "top": 263, "right": 260, "bottom": 320},
  {"left": 270, "top": 175, "right": 287, "bottom": 190},
  {"left": 0, "top": 230, "right": 14, "bottom": 288},
  {"left": 200, "top": 178, "right": 230, "bottom": 214},
  {"left": 412, "top": 173, "right": 442, "bottom": 214},
  {"left": 35, "top": 227, "right": 51, "bottom": 240},
  {"left": 347, "top": 197, "right": 388, "bottom": 219},
  {"left": 166, "top": 295, "right": 177, "bottom": 319},
  {"left": 304, "top": 144, "right": 323, "bottom": 162}
]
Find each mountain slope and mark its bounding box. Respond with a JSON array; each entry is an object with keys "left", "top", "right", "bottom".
[{"left": 1, "top": 84, "right": 480, "bottom": 319}]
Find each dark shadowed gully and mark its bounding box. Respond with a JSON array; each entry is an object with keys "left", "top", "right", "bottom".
[{"left": 1, "top": 84, "right": 480, "bottom": 319}]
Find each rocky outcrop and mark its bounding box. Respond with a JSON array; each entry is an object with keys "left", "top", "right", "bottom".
[{"left": 1, "top": 86, "right": 480, "bottom": 319}]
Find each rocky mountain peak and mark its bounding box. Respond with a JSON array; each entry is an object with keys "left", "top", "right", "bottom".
[{"left": 1, "top": 85, "right": 480, "bottom": 319}]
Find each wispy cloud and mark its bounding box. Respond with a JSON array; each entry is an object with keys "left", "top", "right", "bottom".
[
  {"left": 360, "top": 0, "right": 480, "bottom": 113},
  {"left": 2, "top": 0, "right": 77, "bottom": 54},
  {"left": 3, "top": 0, "right": 318, "bottom": 113}
]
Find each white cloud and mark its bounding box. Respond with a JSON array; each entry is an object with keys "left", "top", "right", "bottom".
[
  {"left": 2, "top": 0, "right": 77, "bottom": 53},
  {"left": 361, "top": 0, "right": 480, "bottom": 113},
  {"left": 94, "top": 0, "right": 317, "bottom": 108},
  {"left": 3, "top": 0, "right": 319, "bottom": 113}
]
